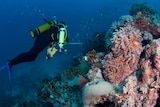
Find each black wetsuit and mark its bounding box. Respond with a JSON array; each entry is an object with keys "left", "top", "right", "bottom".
[{"left": 9, "top": 27, "right": 58, "bottom": 68}]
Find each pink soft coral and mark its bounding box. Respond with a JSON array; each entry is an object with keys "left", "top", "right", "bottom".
[{"left": 103, "top": 25, "right": 143, "bottom": 85}]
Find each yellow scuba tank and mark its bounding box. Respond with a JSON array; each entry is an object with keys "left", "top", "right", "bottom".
[
  {"left": 57, "top": 23, "right": 67, "bottom": 51},
  {"left": 30, "top": 20, "right": 57, "bottom": 38}
]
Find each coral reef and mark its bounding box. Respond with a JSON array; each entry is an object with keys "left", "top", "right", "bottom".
[
  {"left": 102, "top": 4, "right": 160, "bottom": 106},
  {"left": 80, "top": 3, "right": 160, "bottom": 106},
  {"left": 134, "top": 11, "right": 151, "bottom": 32},
  {"left": 82, "top": 67, "right": 115, "bottom": 107},
  {"left": 115, "top": 75, "right": 159, "bottom": 107},
  {"left": 103, "top": 24, "right": 143, "bottom": 85},
  {"left": 111, "top": 15, "right": 134, "bottom": 32},
  {"left": 82, "top": 49, "right": 105, "bottom": 69},
  {"left": 130, "top": 3, "right": 160, "bottom": 38},
  {"left": 35, "top": 3, "right": 160, "bottom": 107},
  {"left": 36, "top": 74, "right": 83, "bottom": 107},
  {"left": 129, "top": 3, "right": 157, "bottom": 16},
  {"left": 62, "top": 66, "right": 78, "bottom": 80}
]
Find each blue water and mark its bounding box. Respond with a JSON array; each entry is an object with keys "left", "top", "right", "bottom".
[{"left": 0, "top": 0, "right": 160, "bottom": 106}]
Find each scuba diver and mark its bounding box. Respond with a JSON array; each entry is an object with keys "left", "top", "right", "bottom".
[{"left": 7, "top": 19, "right": 69, "bottom": 70}]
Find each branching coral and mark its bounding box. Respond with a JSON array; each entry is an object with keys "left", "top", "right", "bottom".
[
  {"left": 117, "top": 38, "right": 160, "bottom": 107},
  {"left": 103, "top": 24, "right": 143, "bottom": 85},
  {"left": 134, "top": 11, "right": 151, "bottom": 32},
  {"left": 85, "top": 49, "right": 105, "bottom": 68},
  {"left": 141, "top": 60, "right": 154, "bottom": 85},
  {"left": 141, "top": 38, "right": 160, "bottom": 64},
  {"left": 110, "top": 15, "right": 134, "bottom": 31},
  {"left": 116, "top": 76, "right": 159, "bottom": 107},
  {"left": 116, "top": 76, "right": 140, "bottom": 107},
  {"left": 129, "top": 3, "right": 160, "bottom": 37},
  {"left": 108, "top": 38, "right": 160, "bottom": 106}
]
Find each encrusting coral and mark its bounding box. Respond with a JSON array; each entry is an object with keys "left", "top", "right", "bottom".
[{"left": 82, "top": 67, "right": 115, "bottom": 107}]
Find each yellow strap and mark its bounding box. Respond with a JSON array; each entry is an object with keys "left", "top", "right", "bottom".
[{"left": 51, "top": 33, "right": 54, "bottom": 41}]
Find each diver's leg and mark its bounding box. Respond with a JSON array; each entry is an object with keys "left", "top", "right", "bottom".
[
  {"left": 9, "top": 33, "right": 53, "bottom": 68},
  {"left": 9, "top": 51, "right": 38, "bottom": 67}
]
